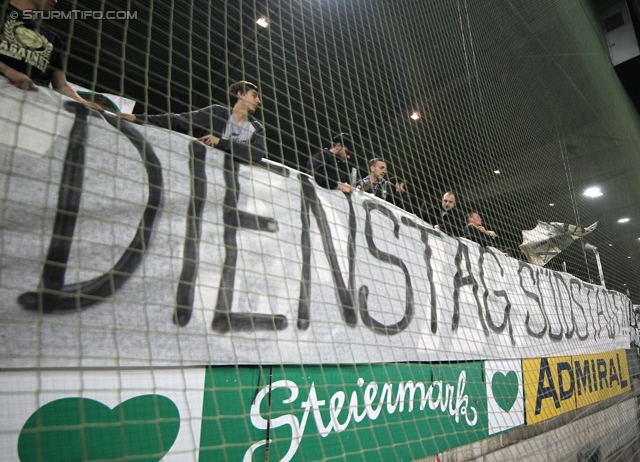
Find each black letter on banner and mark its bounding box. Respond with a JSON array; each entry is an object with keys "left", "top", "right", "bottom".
[
  {"left": 597, "top": 359, "right": 608, "bottom": 389},
  {"left": 594, "top": 288, "right": 606, "bottom": 341},
  {"left": 617, "top": 353, "right": 629, "bottom": 388},
  {"left": 583, "top": 284, "right": 598, "bottom": 339},
  {"left": 452, "top": 241, "right": 487, "bottom": 335},
  {"left": 479, "top": 248, "right": 514, "bottom": 345},
  {"left": 601, "top": 289, "right": 616, "bottom": 338},
  {"left": 296, "top": 175, "right": 357, "bottom": 330},
  {"left": 212, "top": 156, "right": 286, "bottom": 332},
  {"left": 554, "top": 274, "right": 575, "bottom": 340},
  {"left": 615, "top": 292, "right": 627, "bottom": 335},
  {"left": 609, "top": 358, "right": 619, "bottom": 387},
  {"left": 543, "top": 270, "right": 563, "bottom": 341},
  {"left": 18, "top": 104, "right": 163, "bottom": 312},
  {"left": 173, "top": 142, "right": 207, "bottom": 326},
  {"left": 518, "top": 262, "right": 547, "bottom": 338},
  {"left": 359, "top": 200, "right": 413, "bottom": 335},
  {"left": 535, "top": 357, "right": 560, "bottom": 414},
  {"left": 557, "top": 361, "right": 574, "bottom": 401},
  {"left": 574, "top": 360, "right": 592, "bottom": 394},
  {"left": 605, "top": 291, "right": 620, "bottom": 338},
  {"left": 401, "top": 216, "right": 440, "bottom": 334},
  {"left": 569, "top": 280, "right": 589, "bottom": 340}
]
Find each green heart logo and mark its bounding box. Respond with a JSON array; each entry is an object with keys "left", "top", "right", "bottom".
[
  {"left": 491, "top": 371, "right": 519, "bottom": 412},
  {"left": 18, "top": 395, "right": 180, "bottom": 462}
]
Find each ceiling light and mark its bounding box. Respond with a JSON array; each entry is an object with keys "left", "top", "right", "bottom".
[
  {"left": 549, "top": 203, "right": 555, "bottom": 206},
  {"left": 618, "top": 218, "right": 630, "bottom": 223},
  {"left": 608, "top": 243, "right": 613, "bottom": 246},
  {"left": 583, "top": 187, "right": 603, "bottom": 198},
  {"left": 628, "top": 256, "right": 632, "bottom": 259},
  {"left": 410, "top": 111, "right": 420, "bottom": 120},
  {"left": 256, "top": 17, "right": 269, "bottom": 27},
  {"left": 494, "top": 170, "right": 501, "bottom": 174}
]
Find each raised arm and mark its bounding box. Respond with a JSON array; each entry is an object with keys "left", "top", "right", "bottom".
[{"left": 133, "top": 106, "right": 215, "bottom": 135}]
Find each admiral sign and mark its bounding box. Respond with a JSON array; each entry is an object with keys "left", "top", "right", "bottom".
[{"left": 524, "top": 349, "right": 630, "bottom": 424}]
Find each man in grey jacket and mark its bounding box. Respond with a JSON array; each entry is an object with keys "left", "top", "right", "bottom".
[{"left": 118, "top": 81, "right": 266, "bottom": 163}]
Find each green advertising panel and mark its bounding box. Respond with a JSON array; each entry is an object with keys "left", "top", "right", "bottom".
[{"left": 199, "top": 362, "right": 488, "bottom": 461}]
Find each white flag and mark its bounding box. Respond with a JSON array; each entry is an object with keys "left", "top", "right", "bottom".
[{"left": 519, "top": 221, "right": 597, "bottom": 266}]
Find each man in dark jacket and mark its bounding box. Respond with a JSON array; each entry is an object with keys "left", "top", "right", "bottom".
[
  {"left": 385, "top": 177, "right": 423, "bottom": 218},
  {"left": 426, "top": 191, "right": 465, "bottom": 237},
  {"left": 118, "top": 81, "right": 266, "bottom": 164},
  {"left": 307, "top": 133, "right": 356, "bottom": 194},
  {"left": 356, "top": 158, "right": 388, "bottom": 198},
  {"left": 464, "top": 211, "right": 498, "bottom": 247}
]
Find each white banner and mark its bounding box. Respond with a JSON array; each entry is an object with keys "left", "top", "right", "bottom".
[{"left": 0, "top": 84, "right": 631, "bottom": 367}]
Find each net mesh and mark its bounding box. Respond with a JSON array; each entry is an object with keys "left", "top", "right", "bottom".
[{"left": 1, "top": 0, "right": 639, "bottom": 460}]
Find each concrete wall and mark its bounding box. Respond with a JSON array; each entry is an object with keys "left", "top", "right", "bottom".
[{"left": 482, "top": 398, "right": 639, "bottom": 461}]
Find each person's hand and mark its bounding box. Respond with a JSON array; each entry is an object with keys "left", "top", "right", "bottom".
[
  {"left": 198, "top": 134, "right": 220, "bottom": 146},
  {"left": 395, "top": 182, "right": 406, "bottom": 194},
  {"left": 4, "top": 68, "right": 37, "bottom": 91},
  {"left": 117, "top": 113, "right": 137, "bottom": 122},
  {"left": 338, "top": 183, "right": 353, "bottom": 194},
  {"left": 83, "top": 100, "right": 104, "bottom": 112},
  {"left": 476, "top": 225, "right": 496, "bottom": 236}
]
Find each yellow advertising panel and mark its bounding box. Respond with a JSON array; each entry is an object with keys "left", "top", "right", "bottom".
[
  {"left": 524, "top": 356, "right": 576, "bottom": 424},
  {"left": 524, "top": 350, "right": 631, "bottom": 425},
  {"left": 574, "top": 349, "right": 630, "bottom": 408}
]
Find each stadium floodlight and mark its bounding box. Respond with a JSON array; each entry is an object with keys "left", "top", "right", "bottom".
[{"left": 583, "top": 186, "right": 602, "bottom": 197}]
